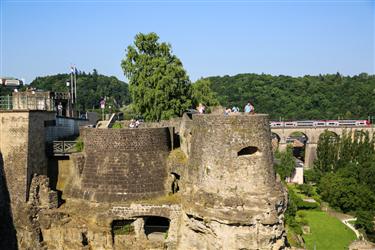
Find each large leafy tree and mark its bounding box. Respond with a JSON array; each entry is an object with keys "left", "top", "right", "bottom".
[
  {"left": 191, "top": 78, "right": 219, "bottom": 107},
  {"left": 121, "top": 32, "right": 192, "bottom": 121},
  {"left": 314, "top": 130, "right": 339, "bottom": 173},
  {"left": 274, "top": 145, "right": 295, "bottom": 180}
]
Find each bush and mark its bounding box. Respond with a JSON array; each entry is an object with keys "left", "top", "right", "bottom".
[
  {"left": 112, "top": 122, "right": 123, "bottom": 128},
  {"left": 297, "top": 200, "right": 319, "bottom": 210},
  {"left": 355, "top": 211, "right": 375, "bottom": 234},
  {"left": 304, "top": 169, "right": 322, "bottom": 184},
  {"left": 75, "top": 138, "right": 84, "bottom": 152},
  {"left": 298, "top": 184, "right": 314, "bottom": 197}
]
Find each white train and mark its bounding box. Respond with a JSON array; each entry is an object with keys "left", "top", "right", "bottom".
[{"left": 270, "top": 120, "right": 370, "bottom": 128}]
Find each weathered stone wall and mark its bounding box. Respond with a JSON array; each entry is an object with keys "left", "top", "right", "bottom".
[
  {"left": 0, "top": 111, "right": 30, "bottom": 204},
  {"left": 178, "top": 114, "right": 287, "bottom": 249},
  {"left": 0, "top": 110, "right": 56, "bottom": 249},
  {"left": 27, "top": 112, "right": 55, "bottom": 197},
  {"left": 1, "top": 111, "right": 288, "bottom": 250},
  {"left": 0, "top": 111, "right": 54, "bottom": 203},
  {"left": 69, "top": 128, "right": 171, "bottom": 202}
]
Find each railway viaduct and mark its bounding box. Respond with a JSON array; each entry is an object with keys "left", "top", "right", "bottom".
[{"left": 271, "top": 126, "right": 375, "bottom": 168}]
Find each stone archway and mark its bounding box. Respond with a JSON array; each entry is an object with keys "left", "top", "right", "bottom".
[{"left": 287, "top": 131, "right": 308, "bottom": 162}]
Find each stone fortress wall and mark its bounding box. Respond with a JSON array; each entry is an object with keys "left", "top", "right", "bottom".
[
  {"left": 178, "top": 114, "right": 286, "bottom": 249},
  {"left": 0, "top": 111, "right": 55, "bottom": 204},
  {"left": 68, "top": 127, "right": 172, "bottom": 202},
  {"left": 0, "top": 110, "right": 57, "bottom": 249},
  {"left": 0, "top": 110, "right": 288, "bottom": 250}
]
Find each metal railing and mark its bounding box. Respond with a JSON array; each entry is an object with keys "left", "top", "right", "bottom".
[
  {"left": 0, "top": 95, "right": 12, "bottom": 110},
  {"left": 52, "top": 141, "right": 78, "bottom": 156}
]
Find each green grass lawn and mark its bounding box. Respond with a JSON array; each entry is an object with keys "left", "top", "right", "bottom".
[{"left": 302, "top": 210, "right": 356, "bottom": 250}]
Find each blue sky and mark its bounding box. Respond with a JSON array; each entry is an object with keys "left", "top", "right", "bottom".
[{"left": 1, "top": 0, "right": 374, "bottom": 84}]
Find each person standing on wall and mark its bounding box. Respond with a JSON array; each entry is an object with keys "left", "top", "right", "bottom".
[
  {"left": 197, "top": 103, "right": 205, "bottom": 114},
  {"left": 244, "top": 101, "right": 254, "bottom": 114}
]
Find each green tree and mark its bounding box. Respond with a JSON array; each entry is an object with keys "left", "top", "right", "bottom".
[
  {"left": 314, "top": 130, "right": 339, "bottom": 173},
  {"left": 121, "top": 32, "right": 192, "bottom": 121},
  {"left": 355, "top": 211, "right": 375, "bottom": 233},
  {"left": 191, "top": 78, "right": 219, "bottom": 108},
  {"left": 274, "top": 145, "right": 295, "bottom": 180}
]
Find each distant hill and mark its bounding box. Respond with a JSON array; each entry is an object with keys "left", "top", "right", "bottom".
[
  {"left": 30, "top": 70, "right": 130, "bottom": 111},
  {"left": 207, "top": 73, "right": 375, "bottom": 120}
]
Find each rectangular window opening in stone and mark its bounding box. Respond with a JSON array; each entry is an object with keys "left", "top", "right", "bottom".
[
  {"left": 143, "top": 216, "right": 170, "bottom": 241},
  {"left": 111, "top": 220, "right": 135, "bottom": 241}
]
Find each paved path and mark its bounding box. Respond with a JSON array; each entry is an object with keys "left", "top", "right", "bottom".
[{"left": 342, "top": 218, "right": 362, "bottom": 239}]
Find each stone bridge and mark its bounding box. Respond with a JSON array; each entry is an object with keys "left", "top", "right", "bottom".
[{"left": 271, "top": 126, "right": 375, "bottom": 168}]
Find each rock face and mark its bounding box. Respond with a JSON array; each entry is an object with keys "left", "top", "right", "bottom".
[{"left": 178, "top": 114, "right": 287, "bottom": 250}]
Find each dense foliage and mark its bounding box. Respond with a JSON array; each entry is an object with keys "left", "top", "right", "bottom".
[
  {"left": 274, "top": 145, "right": 296, "bottom": 180},
  {"left": 355, "top": 211, "right": 375, "bottom": 234},
  {"left": 191, "top": 78, "right": 219, "bottom": 108},
  {"left": 29, "top": 70, "right": 131, "bottom": 111},
  {"left": 207, "top": 73, "right": 375, "bottom": 120},
  {"left": 121, "top": 32, "right": 192, "bottom": 121},
  {"left": 0, "top": 86, "right": 12, "bottom": 96},
  {"left": 312, "top": 130, "right": 375, "bottom": 236}
]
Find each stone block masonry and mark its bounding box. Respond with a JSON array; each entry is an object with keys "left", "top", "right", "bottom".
[
  {"left": 71, "top": 127, "right": 172, "bottom": 202},
  {"left": 0, "top": 111, "right": 55, "bottom": 205},
  {"left": 0, "top": 110, "right": 57, "bottom": 249},
  {"left": 177, "top": 114, "right": 287, "bottom": 249}
]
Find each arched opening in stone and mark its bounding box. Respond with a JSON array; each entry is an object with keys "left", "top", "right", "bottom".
[
  {"left": 287, "top": 132, "right": 308, "bottom": 162},
  {"left": 144, "top": 216, "right": 170, "bottom": 241},
  {"left": 323, "top": 130, "right": 339, "bottom": 141},
  {"left": 237, "top": 146, "right": 259, "bottom": 156},
  {"left": 171, "top": 172, "right": 180, "bottom": 194},
  {"left": 111, "top": 219, "right": 135, "bottom": 243}
]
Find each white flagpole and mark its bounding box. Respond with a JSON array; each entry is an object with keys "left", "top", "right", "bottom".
[
  {"left": 70, "top": 69, "right": 74, "bottom": 104},
  {"left": 74, "top": 67, "right": 77, "bottom": 108}
]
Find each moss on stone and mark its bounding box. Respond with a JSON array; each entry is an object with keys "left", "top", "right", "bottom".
[
  {"left": 168, "top": 149, "right": 187, "bottom": 164},
  {"left": 135, "top": 193, "right": 181, "bottom": 205}
]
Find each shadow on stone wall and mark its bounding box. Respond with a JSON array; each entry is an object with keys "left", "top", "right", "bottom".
[
  {"left": 47, "top": 157, "right": 65, "bottom": 206},
  {"left": 0, "top": 152, "right": 18, "bottom": 250}
]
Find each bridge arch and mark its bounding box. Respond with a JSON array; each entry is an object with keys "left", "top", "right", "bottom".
[
  {"left": 319, "top": 130, "right": 339, "bottom": 141},
  {"left": 271, "top": 126, "right": 375, "bottom": 168},
  {"left": 287, "top": 131, "right": 308, "bottom": 162}
]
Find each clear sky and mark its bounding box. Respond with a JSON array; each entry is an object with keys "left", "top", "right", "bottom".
[{"left": 1, "top": 0, "right": 374, "bottom": 84}]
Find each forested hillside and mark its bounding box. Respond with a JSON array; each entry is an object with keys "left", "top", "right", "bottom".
[
  {"left": 30, "top": 70, "right": 131, "bottom": 111},
  {"left": 208, "top": 73, "right": 375, "bottom": 120}
]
